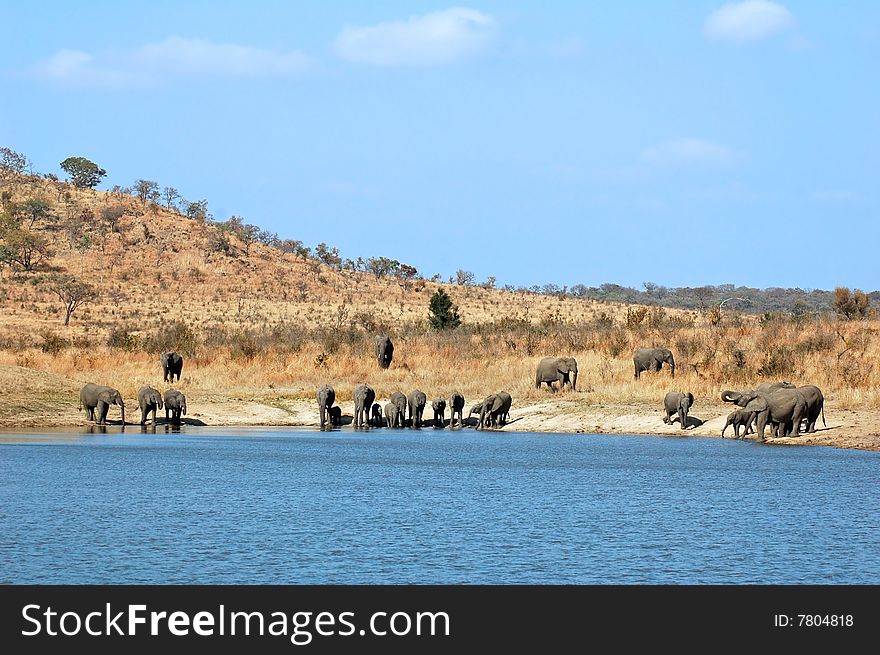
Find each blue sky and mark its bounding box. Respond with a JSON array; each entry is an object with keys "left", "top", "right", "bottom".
[{"left": 1, "top": 1, "right": 877, "bottom": 290}]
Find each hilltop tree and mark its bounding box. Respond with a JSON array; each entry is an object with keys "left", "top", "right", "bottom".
[
  {"left": 134, "top": 179, "right": 160, "bottom": 205},
  {"left": 455, "top": 270, "right": 475, "bottom": 286},
  {"left": 162, "top": 187, "right": 181, "bottom": 210},
  {"left": 185, "top": 199, "right": 209, "bottom": 222},
  {"left": 428, "top": 288, "right": 462, "bottom": 330},
  {"left": 315, "top": 243, "right": 342, "bottom": 269},
  {"left": 366, "top": 256, "right": 400, "bottom": 280},
  {"left": 0, "top": 147, "right": 29, "bottom": 178},
  {"left": 59, "top": 157, "right": 106, "bottom": 189},
  {"left": 50, "top": 275, "right": 96, "bottom": 326},
  {"left": 396, "top": 263, "right": 419, "bottom": 293}
]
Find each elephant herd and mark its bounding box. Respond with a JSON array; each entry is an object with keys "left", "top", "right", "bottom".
[
  {"left": 627, "top": 347, "right": 826, "bottom": 441},
  {"left": 534, "top": 346, "right": 825, "bottom": 442},
  {"left": 78, "top": 351, "right": 187, "bottom": 426},
  {"left": 720, "top": 382, "right": 825, "bottom": 440},
  {"left": 317, "top": 383, "right": 512, "bottom": 430},
  {"left": 74, "top": 336, "right": 827, "bottom": 442}
]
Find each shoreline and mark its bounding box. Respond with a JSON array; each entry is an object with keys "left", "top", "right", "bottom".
[{"left": 3, "top": 395, "right": 878, "bottom": 452}]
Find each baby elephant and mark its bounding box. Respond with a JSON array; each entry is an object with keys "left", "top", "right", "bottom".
[
  {"left": 432, "top": 397, "right": 447, "bottom": 427},
  {"left": 722, "top": 409, "right": 755, "bottom": 439},
  {"left": 663, "top": 391, "right": 694, "bottom": 430},
  {"left": 329, "top": 406, "right": 342, "bottom": 426},
  {"left": 137, "top": 386, "right": 164, "bottom": 426},
  {"left": 370, "top": 403, "right": 383, "bottom": 426},
  {"left": 164, "top": 389, "right": 187, "bottom": 425},
  {"left": 384, "top": 402, "right": 400, "bottom": 428}
]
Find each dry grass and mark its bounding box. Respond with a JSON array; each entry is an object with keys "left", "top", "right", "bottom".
[{"left": 1, "top": 316, "right": 878, "bottom": 413}]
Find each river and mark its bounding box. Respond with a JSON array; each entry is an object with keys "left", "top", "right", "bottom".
[{"left": 1, "top": 427, "right": 877, "bottom": 584}]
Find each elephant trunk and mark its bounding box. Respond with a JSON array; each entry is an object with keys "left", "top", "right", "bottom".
[
  {"left": 119, "top": 403, "right": 126, "bottom": 425},
  {"left": 570, "top": 370, "right": 578, "bottom": 391},
  {"left": 721, "top": 390, "right": 740, "bottom": 403}
]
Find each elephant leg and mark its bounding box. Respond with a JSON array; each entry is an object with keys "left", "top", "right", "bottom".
[{"left": 755, "top": 412, "right": 768, "bottom": 439}]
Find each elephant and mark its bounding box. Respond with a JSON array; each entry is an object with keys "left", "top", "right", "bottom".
[
  {"left": 353, "top": 384, "right": 376, "bottom": 427},
  {"left": 375, "top": 335, "right": 394, "bottom": 369},
  {"left": 329, "top": 406, "right": 342, "bottom": 426},
  {"left": 469, "top": 402, "right": 486, "bottom": 426},
  {"left": 535, "top": 356, "right": 578, "bottom": 392},
  {"left": 449, "top": 391, "right": 465, "bottom": 428},
  {"left": 384, "top": 403, "right": 397, "bottom": 428},
  {"left": 478, "top": 392, "right": 512, "bottom": 430},
  {"left": 408, "top": 390, "right": 427, "bottom": 427},
  {"left": 432, "top": 397, "right": 447, "bottom": 427},
  {"left": 722, "top": 408, "right": 755, "bottom": 438},
  {"left": 370, "top": 403, "right": 383, "bottom": 426},
  {"left": 316, "top": 384, "right": 336, "bottom": 428},
  {"left": 161, "top": 351, "right": 184, "bottom": 383},
  {"left": 388, "top": 391, "right": 407, "bottom": 427},
  {"left": 663, "top": 391, "right": 694, "bottom": 429},
  {"left": 798, "top": 385, "right": 825, "bottom": 433},
  {"left": 79, "top": 383, "right": 125, "bottom": 425},
  {"left": 633, "top": 347, "right": 675, "bottom": 379},
  {"left": 164, "top": 389, "right": 187, "bottom": 425},
  {"left": 137, "top": 386, "right": 163, "bottom": 426},
  {"left": 755, "top": 381, "right": 795, "bottom": 394},
  {"left": 721, "top": 387, "right": 807, "bottom": 439}
]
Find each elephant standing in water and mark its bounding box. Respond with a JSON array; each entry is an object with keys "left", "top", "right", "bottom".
[
  {"left": 722, "top": 408, "right": 755, "bottom": 438},
  {"left": 408, "top": 390, "right": 427, "bottom": 427},
  {"left": 432, "top": 397, "right": 446, "bottom": 427},
  {"left": 137, "top": 386, "right": 163, "bottom": 426},
  {"left": 161, "top": 351, "right": 184, "bottom": 383},
  {"left": 164, "top": 389, "right": 187, "bottom": 425},
  {"left": 633, "top": 347, "right": 675, "bottom": 379},
  {"left": 721, "top": 387, "right": 807, "bottom": 439},
  {"left": 329, "top": 406, "right": 342, "bottom": 426},
  {"left": 797, "top": 385, "right": 825, "bottom": 433},
  {"left": 316, "top": 384, "right": 336, "bottom": 428},
  {"left": 353, "top": 384, "right": 375, "bottom": 427},
  {"left": 449, "top": 391, "right": 465, "bottom": 428},
  {"left": 80, "top": 383, "right": 125, "bottom": 425},
  {"left": 478, "top": 392, "right": 512, "bottom": 430},
  {"left": 375, "top": 336, "right": 394, "bottom": 369},
  {"left": 663, "top": 391, "right": 694, "bottom": 429},
  {"left": 386, "top": 392, "right": 407, "bottom": 427},
  {"left": 535, "top": 357, "right": 578, "bottom": 392},
  {"left": 370, "top": 403, "right": 383, "bottom": 426}
]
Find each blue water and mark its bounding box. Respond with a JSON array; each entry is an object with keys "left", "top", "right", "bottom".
[{"left": 1, "top": 428, "right": 878, "bottom": 584}]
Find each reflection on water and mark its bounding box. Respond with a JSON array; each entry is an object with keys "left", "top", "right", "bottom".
[{"left": 1, "top": 428, "right": 878, "bottom": 584}]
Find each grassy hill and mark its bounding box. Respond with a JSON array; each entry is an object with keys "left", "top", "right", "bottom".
[{"left": 1, "top": 167, "right": 879, "bottom": 425}]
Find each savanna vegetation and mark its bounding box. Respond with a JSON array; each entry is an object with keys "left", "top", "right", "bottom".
[{"left": 1, "top": 146, "right": 878, "bottom": 428}]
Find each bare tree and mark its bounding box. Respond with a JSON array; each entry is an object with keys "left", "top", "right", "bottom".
[
  {"left": 50, "top": 276, "right": 96, "bottom": 326},
  {"left": 134, "top": 180, "right": 160, "bottom": 205}
]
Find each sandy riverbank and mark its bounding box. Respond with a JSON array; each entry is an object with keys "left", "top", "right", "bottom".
[{"left": 2, "top": 365, "right": 877, "bottom": 451}]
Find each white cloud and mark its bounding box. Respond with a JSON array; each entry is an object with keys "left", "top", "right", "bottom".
[
  {"left": 32, "top": 36, "right": 311, "bottom": 86},
  {"left": 333, "top": 7, "right": 495, "bottom": 66},
  {"left": 640, "top": 138, "right": 738, "bottom": 168},
  {"left": 704, "top": 1, "right": 794, "bottom": 42}
]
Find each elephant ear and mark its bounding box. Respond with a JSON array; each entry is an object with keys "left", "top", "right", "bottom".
[
  {"left": 744, "top": 395, "right": 768, "bottom": 412},
  {"left": 687, "top": 393, "right": 694, "bottom": 405}
]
